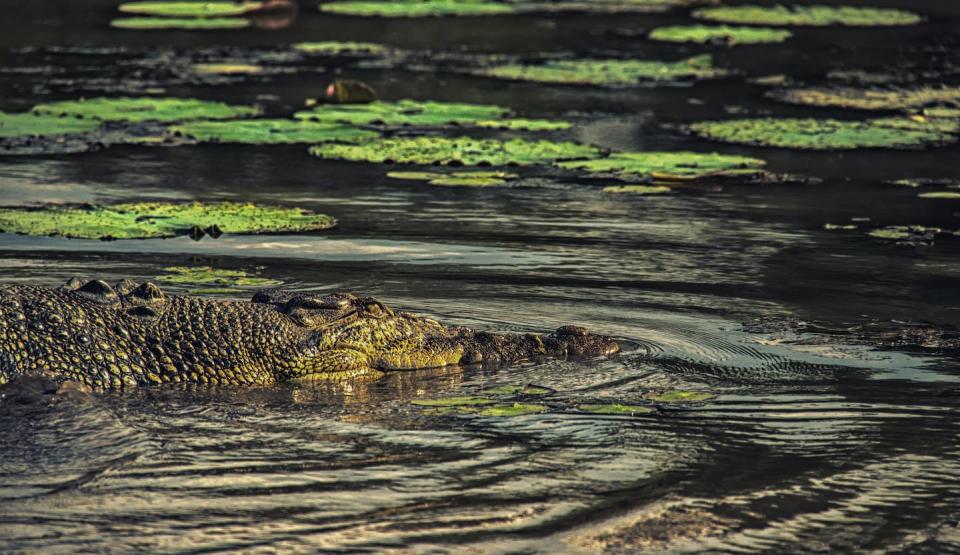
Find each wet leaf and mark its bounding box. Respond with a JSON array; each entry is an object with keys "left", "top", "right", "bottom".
[
  {"left": 686, "top": 118, "right": 956, "bottom": 150},
  {"left": 476, "top": 54, "right": 725, "bottom": 86},
  {"left": 648, "top": 390, "right": 715, "bottom": 403},
  {"left": 578, "top": 404, "right": 655, "bottom": 415},
  {"left": 117, "top": 1, "right": 264, "bottom": 17},
  {"left": 411, "top": 396, "right": 497, "bottom": 406},
  {"left": 33, "top": 97, "right": 259, "bottom": 123},
  {"left": 310, "top": 136, "right": 601, "bottom": 166},
  {"left": 558, "top": 151, "right": 766, "bottom": 179},
  {"left": 168, "top": 119, "right": 378, "bottom": 144},
  {"left": 649, "top": 25, "right": 791, "bottom": 45},
  {"left": 693, "top": 5, "right": 922, "bottom": 27},
  {"left": 111, "top": 17, "right": 251, "bottom": 29},
  {"left": 0, "top": 202, "right": 337, "bottom": 240},
  {"left": 479, "top": 403, "right": 548, "bottom": 417}
]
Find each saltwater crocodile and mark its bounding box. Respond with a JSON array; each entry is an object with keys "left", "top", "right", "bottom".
[{"left": 0, "top": 279, "right": 620, "bottom": 391}]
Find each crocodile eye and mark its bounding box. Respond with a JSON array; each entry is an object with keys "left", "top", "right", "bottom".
[{"left": 364, "top": 301, "right": 389, "bottom": 318}]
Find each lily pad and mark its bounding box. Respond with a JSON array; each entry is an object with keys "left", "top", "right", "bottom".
[
  {"left": 473, "top": 118, "right": 572, "bottom": 130},
  {"left": 919, "top": 192, "right": 960, "bottom": 199},
  {"left": 693, "top": 5, "right": 922, "bottom": 27},
  {"left": 579, "top": 403, "right": 655, "bottom": 415},
  {"left": 0, "top": 202, "right": 337, "bottom": 240},
  {"left": 411, "top": 396, "right": 497, "bottom": 407},
  {"left": 191, "top": 63, "right": 264, "bottom": 74},
  {"left": 157, "top": 266, "right": 282, "bottom": 288},
  {"left": 111, "top": 17, "right": 251, "bottom": 29},
  {"left": 649, "top": 25, "right": 791, "bottom": 45},
  {"left": 770, "top": 86, "right": 960, "bottom": 111},
  {"left": 558, "top": 151, "right": 767, "bottom": 179},
  {"left": 866, "top": 225, "right": 952, "bottom": 244},
  {"left": 648, "top": 390, "right": 715, "bottom": 403},
  {"left": 320, "top": 1, "right": 514, "bottom": 17},
  {"left": 293, "top": 41, "right": 390, "bottom": 55},
  {"left": 310, "top": 136, "right": 601, "bottom": 166},
  {"left": 117, "top": 1, "right": 263, "bottom": 17},
  {"left": 0, "top": 111, "right": 101, "bottom": 139},
  {"left": 168, "top": 119, "right": 378, "bottom": 144},
  {"left": 476, "top": 54, "right": 725, "bottom": 86},
  {"left": 686, "top": 118, "right": 956, "bottom": 150},
  {"left": 33, "top": 97, "right": 259, "bottom": 123},
  {"left": 602, "top": 185, "right": 672, "bottom": 194},
  {"left": 486, "top": 384, "right": 552, "bottom": 396},
  {"left": 479, "top": 403, "right": 548, "bottom": 417},
  {"left": 295, "top": 100, "right": 508, "bottom": 127},
  {"left": 428, "top": 176, "right": 506, "bottom": 187}
]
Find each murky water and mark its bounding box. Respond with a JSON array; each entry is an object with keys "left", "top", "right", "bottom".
[{"left": 1, "top": 0, "right": 960, "bottom": 552}]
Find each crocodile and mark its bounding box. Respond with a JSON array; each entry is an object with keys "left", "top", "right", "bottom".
[{"left": 0, "top": 279, "right": 620, "bottom": 391}]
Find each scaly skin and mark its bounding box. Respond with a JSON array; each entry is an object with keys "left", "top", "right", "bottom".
[{"left": 0, "top": 279, "right": 620, "bottom": 390}]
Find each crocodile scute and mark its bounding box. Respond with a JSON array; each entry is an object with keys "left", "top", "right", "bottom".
[{"left": 0, "top": 280, "right": 620, "bottom": 390}]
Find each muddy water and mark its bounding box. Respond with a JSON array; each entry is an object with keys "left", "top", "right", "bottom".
[{"left": 1, "top": 0, "right": 960, "bottom": 552}]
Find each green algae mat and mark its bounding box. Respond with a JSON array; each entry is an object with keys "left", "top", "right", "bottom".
[
  {"left": 476, "top": 54, "right": 725, "bottom": 86},
  {"left": 769, "top": 86, "right": 960, "bottom": 111},
  {"left": 310, "top": 136, "right": 600, "bottom": 166},
  {"left": 0, "top": 112, "right": 102, "bottom": 138},
  {"left": 0, "top": 202, "right": 337, "bottom": 240},
  {"left": 33, "top": 97, "right": 259, "bottom": 123},
  {"left": 687, "top": 118, "right": 957, "bottom": 150},
  {"left": 649, "top": 25, "right": 791, "bottom": 45},
  {"left": 117, "top": 1, "right": 264, "bottom": 17},
  {"left": 294, "top": 100, "right": 568, "bottom": 130},
  {"left": 693, "top": 5, "right": 922, "bottom": 27},
  {"left": 557, "top": 151, "right": 767, "bottom": 180},
  {"left": 111, "top": 17, "right": 251, "bottom": 29},
  {"left": 169, "top": 119, "right": 378, "bottom": 144}
]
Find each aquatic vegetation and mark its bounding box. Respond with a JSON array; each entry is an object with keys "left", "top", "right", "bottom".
[
  {"left": 387, "top": 170, "right": 518, "bottom": 186},
  {"left": 0, "top": 202, "right": 336, "bottom": 240},
  {"left": 411, "top": 396, "right": 498, "bottom": 407},
  {"left": 33, "top": 97, "right": 259, "bottom": 123},
  {"left": 473, "top": 118, "right": 572, "bottom": 130},
  {"left": 295, "top": 100, "right": 508, "bottom": 127},
  {"left": 320, "top": 0, "right": 516, "bottom": 17},
  {"left": 292, "top": 41, "right": 390, "bottom": 55},
  {"left": 918, "top": 192, "right": 960, "bottom": 199},
  {"left": 110, "top": 17, "right": 251, "bottom": 29},
  {"left": 485, "top": 384, "right": 552, "bottom": 396},
  {"left": 649, "top": 25, "right": 791, "bottom": 45},
  {"left": 476, "top": 54, "right": 725, "bottom": 86},
  {"left": 867, "top": 225, "right": 954, "bottom": 244},
  {"left": 427, "top": 176, "right": 507, "bottom": 187},
  {"left": 479, "top": 403, "right": 548, "bottom": 417},
  {"left": 117, "top": 1, "right": 264, "bottom": 17},
  {"left": 191, "top": 63, "right": 264, "bottom": 74},
  {"left": 0, "top": 111, "right": 101, "bottom": 138},
  {"left": 648, "top": 390, "right": 716, "bottom": 403},
  {"left": 686, "top": 118, "right": 956, "bottom": 150},
  {"left": 602, "top": 185, "right": 672, "bottom": 194},
  {"left": 693, "top": 5, "right": 922, "bottom": 27},
  {"left": 770, "top": 86, "right": 960, "bottom": 111},
  {"left": 168, "top": 119, "right": 378, "bottom": 144},
  {"left": 156, "top": 266, "right": 282, "bottom": 289},
  {"left": 386, "top": 171, "right": 445, "bottom": 181},
  {"left": 310, "top": 136, "right": 601, "bottom": 166},
  {"left": 558, "top": 151, "right": 767, "bottom": 179},
  {"left": 578, "top": 404, "right": 655, "bottom": 415}
]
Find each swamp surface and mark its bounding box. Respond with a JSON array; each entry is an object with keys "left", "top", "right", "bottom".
[{"left": 1, "top": 0, "right": 960, "bottom": 552}]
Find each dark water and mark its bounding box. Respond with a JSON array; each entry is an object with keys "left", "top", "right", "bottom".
[{"left": 1, "top": 0, "right": 960, "bottom": 552}]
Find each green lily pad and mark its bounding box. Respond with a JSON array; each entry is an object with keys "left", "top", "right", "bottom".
[
  {"left": 476, "top": 54, "right": 725, "bottom": 86},
  {"left": 191, "top": 63, "right": 264, "bottom": 75},
  {"left": 919, "top": 192, "right": 960, "bottom": 199},
  {"left": 479, "top": 403, "right": 548, "bottom": 417},
  {"left": 648, "top": 390, "right": 715, "bottom": 403},
  {"left": 486, "top": 384, "right": 552, "bottom": 396},
  {"left": 157, "top": 266, "right": 282, "bottom": 288},
  {"left": 387, "top": 171, "right": 445, "bottom": 181},
  {"left": 33, "top": 97, "right": 259, "bottom": 123},
  {"left": 770, "top": 86, "right": 960, "bottom": 111},
  {"left": 117, "top": 1, "right": 263, "bottom": 17},
  {"left": 693, "top": 5, "right": 922, "bottom": 27},
  {"left": 686, "top": 118, "right": 956, "bottom": 150},
  {"left": 411, "top": 396, "right": 497, "bottom": 407},
  {"left": 579, "top": 403, "right": 655, "bottom": 415},
  {"left": 0, "top": 202, "right": 337, "bottom": 240},
  {"left": 310, "top": 136, "right": 601, "bottom": 166},
  {"left": 558, "top": 151, "right": 767, "bottom": 179},
  {"left": 320, "top": 1, "right": 516, "bottom": 17},
  {"left": 0, "top": 112, "right": 102, "bottom": 139},
  {"left": 427, "top": 177, "right": 506, "bottom": 187},
  {"left": 111, "top": 17, "right": 251, "bottom": 29},
  {"left": 292, "top": 41, "right": 390, "bottom": 55},
  {"left": 168, "top": 119, "right": 378, "bottom": 144},
  {"left": 295, "top": 100, "right": 509, "bottom": 127},
  {"left": 602, "top": 185, "right": 672, "bottom": 194},
  {"left": 473, "top": 118, "right": 572, "bottom": 130},
  {"left": 649, "top": 25, "right": 791, "bottom": 45}
]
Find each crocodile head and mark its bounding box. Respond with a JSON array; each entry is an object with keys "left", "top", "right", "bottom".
[{"left": 255, "top": 290, "right": 620, "bottom": 381}]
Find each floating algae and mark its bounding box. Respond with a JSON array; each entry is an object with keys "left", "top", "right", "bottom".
[
  {"left": 769, "top": 86, "right": 960, "bottom": 111},
  {"left": 558, "top": 151, "right": 767, "bottom": 179},
  {"left": 156, "top": 266, "right": 282, "bottom": 289},
  {"left": 0, "top": 202, "right": 336, "bottom": 240},
  {"left": 476, "top": 54, "right": 725, "bottom": 87},
  {"left": 111, "top": 17, "right": 251, "bottom": 29},
  {"left": 33, "top": 97, "right": 259, "bottom": 123},
  {"left": 320, "top": 0, "right": 713, "bottom": 17},
  {"left": 117, "top": 2, "right": 264, "bottom": 17},
  {"left": 649, "top": 25, "right": 791, "bottom": 45},
  {"left": 693, "top": 5, "right": 922, "bottom": 27}
]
